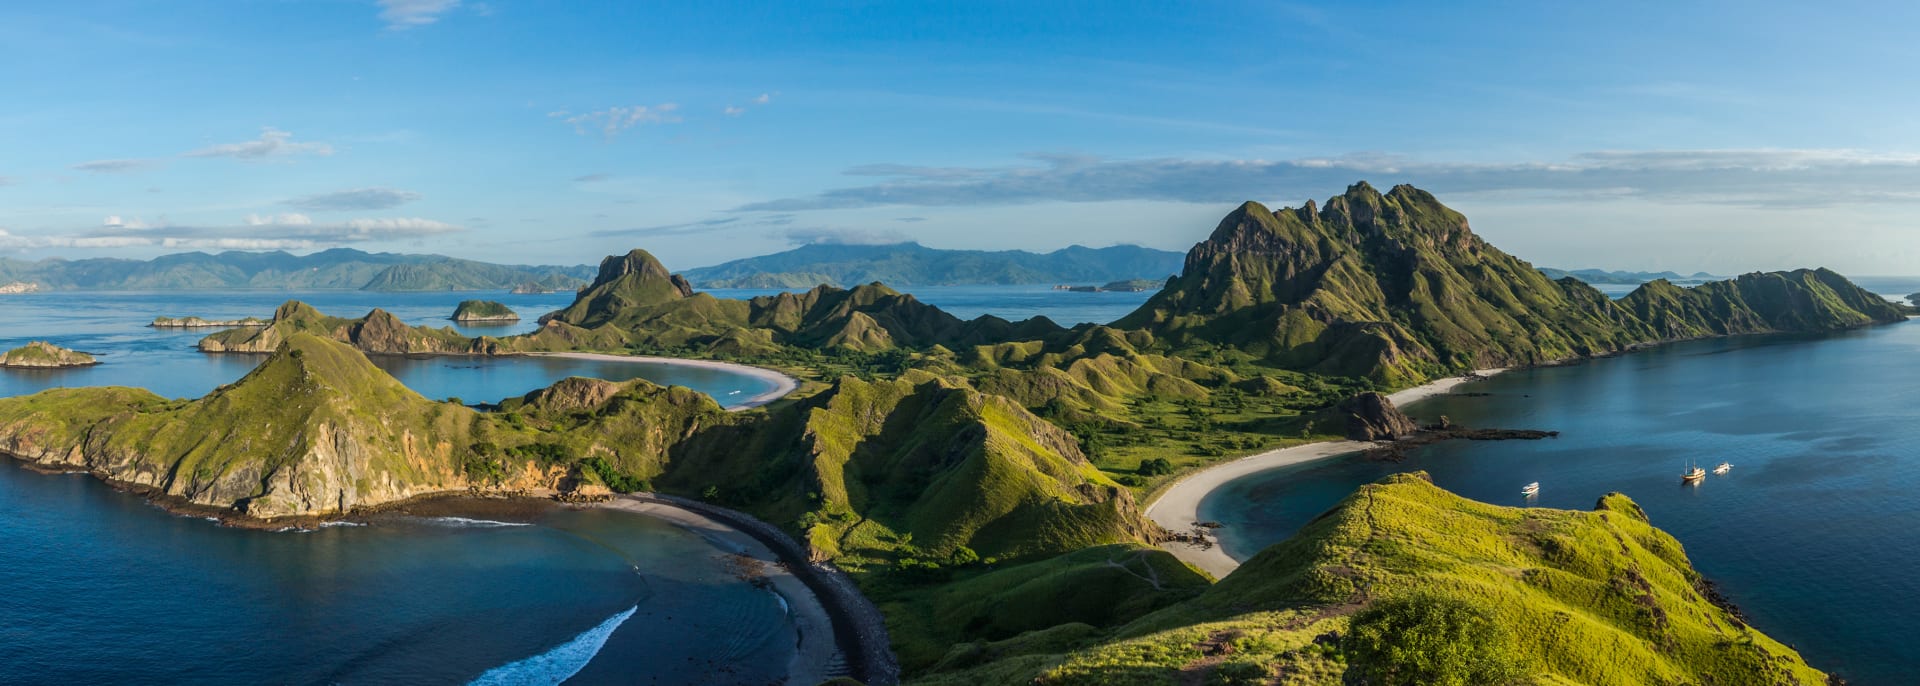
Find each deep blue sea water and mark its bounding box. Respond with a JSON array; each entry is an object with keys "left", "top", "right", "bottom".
[{"left": 1203, "top": 321, "right": 1920, "bottom": 684}]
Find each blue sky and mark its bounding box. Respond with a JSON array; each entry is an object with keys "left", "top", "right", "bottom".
[{"left": 6, "top": 1, "right": 1920, "bottom": 273}]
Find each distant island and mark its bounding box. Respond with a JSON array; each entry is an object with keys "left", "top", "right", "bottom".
[
  {"left": 450, "top": 300, "right": 519, "bottom": 322},
  {"left": 151, "top": 316, "right": 268, "bottom": 329},
  {"left": 0, "top": 341, "right": 97, "bottom": 368},
  {"left": 0, "top": 248, "right": 592, "bottom": 292},
  {"left": 682, "top": 241, "right": 1183, "bottom": 288},
  {"left": 1053, "top": 278, "right": 1166, "bottom": 292},
  {"left": 1538, "top": 267, "right": 1720, "bottom": 285}
]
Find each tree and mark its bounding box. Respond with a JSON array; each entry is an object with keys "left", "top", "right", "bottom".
[
  {"left": 1137, "top": 457, "right": 1175, "bottom": 476},
  {"left": 1342, "top": 594, "right": 1526, "bottom": 686}
]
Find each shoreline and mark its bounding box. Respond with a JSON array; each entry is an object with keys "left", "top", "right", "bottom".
[
  {"left": 1144, "top": 368, "right": 1506, "bottom": 579},
  {"left": 524, "top": 352, "right": 800, "bottom": 410},
  {"left": 594, "top": 496, "right": 844, "bottom": 686},
  {"left": 601, "top": 493, "right": 900, "bottom": 686}
]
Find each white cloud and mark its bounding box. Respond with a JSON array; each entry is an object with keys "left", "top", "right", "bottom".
[
  {"left": 184, "top": 128, "right": 334, "bottom": 159},
  {"left": 724, "top": 93, "right": 775, "bottom": 116},
  {"left": 72, "top": 159, "right": 156, "bottom": 174},
  {"left": 735, "top": 148, "right": 1920, "bottom": 212},
  {"left": 723, "top": 106, "right": 746, "bottom": 116},
  {"left": 245, "top": 213, "right": 312, "bottom": 226},
  {"left": 555, "top": 104, "right": 682, "bottom": 139},
  {"left": 0, "top": 215, "right": 461, "bottom": 252},
  {"left": 284, "top": 187, "right": 421, "bottom": 211},
  {"left": 378, "top": 0, "right": 460, "bottom": 29},
  {"left": 753, "top": 93, "right": 772, "bottom": 105}
]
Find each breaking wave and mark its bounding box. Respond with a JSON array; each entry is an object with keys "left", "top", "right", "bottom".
[{"left": 421, "top": 516, "right": 532, "bottom": 528}]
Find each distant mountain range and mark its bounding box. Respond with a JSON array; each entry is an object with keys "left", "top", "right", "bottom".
[
  {"left": 681, "top": 242, "right": 1185, "bottom": 288},
  {"left": 1537, "top": 267, "right": 1719, "bottom": 285},
  {"left": 0, "top": 248, "right": 594, "bottom": 292}
]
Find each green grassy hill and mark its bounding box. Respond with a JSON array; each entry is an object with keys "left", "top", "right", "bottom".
[
  {"left": 916, "top": 473, "right": 1827, "bottom": 685},
  {"left": 0, "top": 334, "right": 479, "bottom": 518},
  {"left": 199, "top": 301, "right": 486, "bottom": 355}
]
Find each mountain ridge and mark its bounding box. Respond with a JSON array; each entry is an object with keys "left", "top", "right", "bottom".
[
  {"left": 0, "top": 247, "right": 593, "bottom": 292},
  {"left": 683, "top": 241, "right": 1184, "bottom": 288}
]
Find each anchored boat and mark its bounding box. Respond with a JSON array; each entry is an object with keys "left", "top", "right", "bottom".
[
  {"left": 1714, "top": 462, "right": 1732, "bottom": 475},
  {"left": 1521, "top": 482, "right": 1540, "bottom": 497},
  {"left": 1682, "top": 462, "right": 1707, "bottom": 484}
]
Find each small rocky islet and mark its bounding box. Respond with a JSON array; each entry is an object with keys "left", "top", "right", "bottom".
[
  {"left": 450, "top": 300, "right": 520, "bottom": 322},
  {"left": 0, "top": 341, "right": 98, "bottom": 369}
]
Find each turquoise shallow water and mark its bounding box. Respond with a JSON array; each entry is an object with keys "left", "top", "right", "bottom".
[{"left": 1202, "top": 321, "right": 1920, "bottom": 684}]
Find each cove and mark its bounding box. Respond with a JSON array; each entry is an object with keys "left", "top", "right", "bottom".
[{"left": 1201, "top": 322, "right": 1920, "bottom": 685}]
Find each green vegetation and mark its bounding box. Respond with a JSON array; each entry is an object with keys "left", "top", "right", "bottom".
[
  {"left": 0, "top": 341, "right": 98, "bottom": 368},
  {"left": 683, "top": 241, "right": 1182, "bottom": 288},
  {"left": 450, "top": 300, "right": 519, "bottom": 321},
  {"left": 920, "top": 474, "right": 1826, "bottom": 685}
]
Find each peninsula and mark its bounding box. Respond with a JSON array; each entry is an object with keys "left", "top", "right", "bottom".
[{"left": 0, "top": 342, "right": 97, "bottom": 369}]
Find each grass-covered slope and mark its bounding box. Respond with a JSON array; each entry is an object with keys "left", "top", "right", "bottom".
[
  {"left": 0, "top": 334, "right": 481, "bottom": 518},
  {"left": 1116, "top": 182, "right": 1902, "bottom": 385},
  {"left": 650, "top": 372, "right": 1161, "bottom": 566},
  {"left": 920, "top": 474, "right": 1826, "bottom": 685}
]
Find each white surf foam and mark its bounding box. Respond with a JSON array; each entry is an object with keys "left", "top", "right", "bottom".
[
  {"left": 469, "top": 605, "right": 638, "bottom": 686},
  {"left": 423, "top": 516, "right": 531, "bottom": 528}
]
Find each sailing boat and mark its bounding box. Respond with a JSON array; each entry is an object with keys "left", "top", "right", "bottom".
[
  {"left": 1682, "top": 461, "right": 1707, "bottom": 484},
  {"left": 1713, "top": 462, "right": 1733, "bottom": 475},
  {"left": 1521, "top": 482, "right": 1540, "bottom": 497}
]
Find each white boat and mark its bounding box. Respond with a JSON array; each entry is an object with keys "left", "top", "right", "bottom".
[
  {"left": 1713, "top": 462, "right": 1732, "bottom": 475},
  {"left": 1521, "top": 482, "right": 1540, "bottom": 496},
  {"left": 1682, "top": 463, "right": 1707, "bottom": 483}
]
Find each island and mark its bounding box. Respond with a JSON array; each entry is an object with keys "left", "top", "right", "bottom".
[
  {"left": 6, "top": 181, "right": 1895, "bottom": 684},
  {"left": 450, "top": 300, "right": 520, "bottom": 322},
  {"left": 151, "top": 316, "right": 268, "bottom": 329},
  {"left": 0, "top": 341, "right": 97, "bottom": 368},
  {"left": 683, "top": 241, "right": 1184, "bottom": 288}
]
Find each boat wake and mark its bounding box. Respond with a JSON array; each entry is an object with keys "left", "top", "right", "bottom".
[{"left": 469, "top": 605, "right": 638, "bottom": 686}]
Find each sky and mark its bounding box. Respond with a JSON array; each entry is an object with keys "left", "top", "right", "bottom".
[{"left": 6, "top": 1, "right": 1920, "bottom": 274}]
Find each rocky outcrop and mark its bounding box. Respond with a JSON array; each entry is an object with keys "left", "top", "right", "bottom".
[
  {"left": 1339, "top": 391, "right": 1417, "bottom": 441},
  {"left": 0, "top": 281, "right": 41, "bottom": 294},
  {"left": 0, "top": 341, "right": 97, "bottom": 368}
]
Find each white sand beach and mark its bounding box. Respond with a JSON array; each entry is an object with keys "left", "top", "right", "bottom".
[
  {"left": 529, "top": 352, "right": 800, "bottom": 410},
  {"left": 1145, "top": 368, "right": 1506, "bottom": 579}
]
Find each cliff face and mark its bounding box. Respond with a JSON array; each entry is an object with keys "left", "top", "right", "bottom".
[
  {"left": 1117, "top": 182, "right": 1902, "bottom": 384},
  {"left": 1339, "top": 391, "right": 1417, "bottom": 441},
  {"left": 0, "top": 335, "right": 506, "bottom": 518}
]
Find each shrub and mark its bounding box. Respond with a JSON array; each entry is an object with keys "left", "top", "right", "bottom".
[
  {"left": 1342, "top": 594, "right": 1525, "bottom": 686},
  {"left": 1137, "top": 458, "right": 1175, "bottom": 476}
]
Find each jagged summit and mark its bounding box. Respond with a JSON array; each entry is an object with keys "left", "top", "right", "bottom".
[
  {"left": 1118, "top": 182, "right": 1901, "bottom": 384},
  {"left": 547, "top": 249, "right": 698, "bottom": 328}
]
